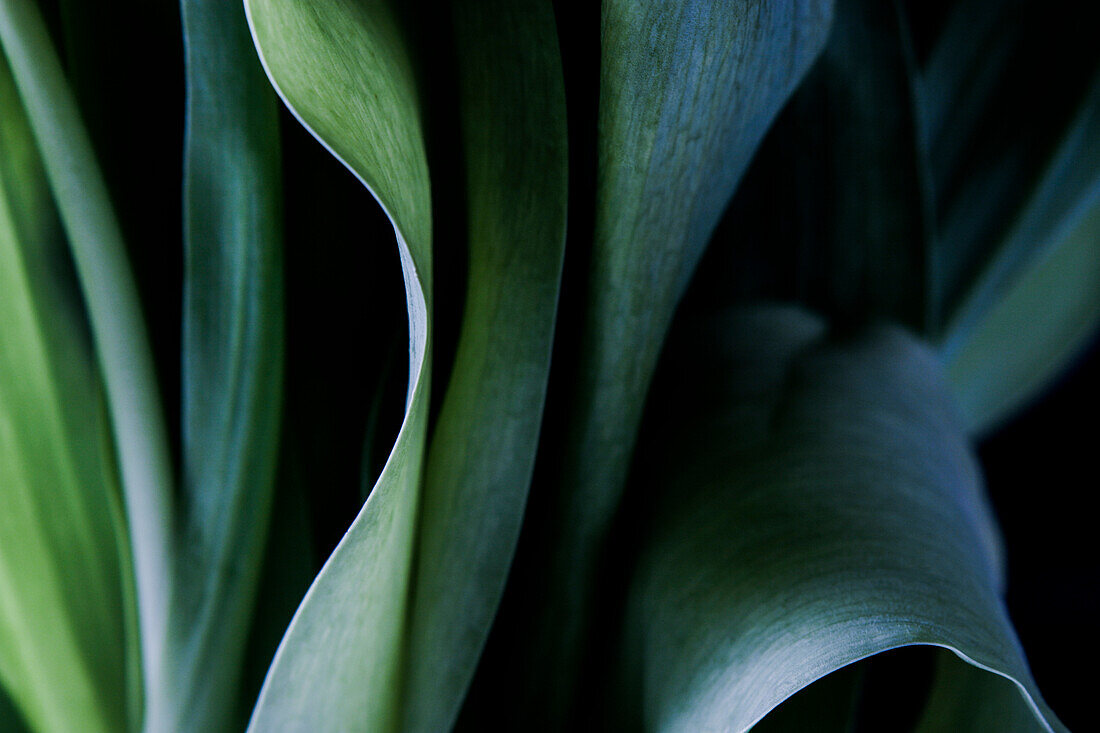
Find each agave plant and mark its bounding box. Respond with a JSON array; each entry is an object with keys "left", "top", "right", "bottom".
[{"left": 0, "top": 0, "right": 1094, "bottom": 730}]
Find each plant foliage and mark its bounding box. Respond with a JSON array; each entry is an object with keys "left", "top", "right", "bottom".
[{"left": 0, "top": 0, "right": 1094, "bottom": 731}]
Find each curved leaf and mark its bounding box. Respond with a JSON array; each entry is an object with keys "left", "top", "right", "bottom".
[
  {"left": 0, "top": 0, "right": 176, "bottom": 713},
  {"left": 0, "top": 55, "right": 137, "bottom": 733},
  {"left": 400, "top": 1, "right": 567, "bottom": 730},
  {"left": 525, "top": 0, "right": 835, "bottom": 714},
  {"left": 158, "top": 1, "right": 284, "bottom": 730},
  {"left": 623, "top": 305, "right": 1063, "bottom": 732},
  {"left": 243, "top": 0, "right": 432, "bottom": 729}
]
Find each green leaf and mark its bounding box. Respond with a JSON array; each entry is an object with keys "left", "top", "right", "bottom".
[
  {"left": 621, "top": 305, "right": 1063, "bottom": 732},
  {"left": 0, "top": 0, "right": 176, "bottom": 713},
  {"left": 157, "top": 1, "right": 284, "bottom": 730},
  {"left": 523, "top": 0, "right": 835, "bottom": 715},
  {"left": 400, "top": 1, "right": 567, "bottom": 730},
  {"left": 941, "top": 71, "right": 1100, "bottom": 435},
  {"left": 0, "top": 55, "right": 137, "bottom": 733},
  {"left": 243, "top": 0, "right": 433, "bottom": 729}
]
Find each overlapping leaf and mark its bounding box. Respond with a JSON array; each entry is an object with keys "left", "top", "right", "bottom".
[
  {"left": 622, "top": 305, "right": 1063, "bottom": 732},
  {"left": 0, "top": 1, "right": 176, "bottom": 719},
  {"left": 0, "top": 54, "right": 137, "bottom": 733},
  {"left": 789, "top": 0, "right": 930, "bottom": 330},
  {"left": 243, "top": 0, "right": 432, "bottom": 728}
]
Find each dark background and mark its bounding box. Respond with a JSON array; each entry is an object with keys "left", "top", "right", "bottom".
[{"left": 14, "top": 0, "right": 1095, "bottom": 730}]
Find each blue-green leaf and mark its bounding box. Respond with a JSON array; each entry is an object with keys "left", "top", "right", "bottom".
[
  {"left": 158, "top": 1, "right": 283, "bottom": 730},
  {"left": 524, "top": 0, "right": 835, "bottom": 715},
  {"left": 941, "top": 71, "right": 1100, "bottom": 435},
  {"left": 623, "top": 305, "right": 1063, "bottom": 732}
]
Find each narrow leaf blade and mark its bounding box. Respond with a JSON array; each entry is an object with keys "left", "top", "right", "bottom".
[
  {"left": 0, "top": 55, "right": 136, "bottom": 733},
  {"left": 163, "top": 1, "right": 284, "bottom": 729},
  {"left": 0, "top": 0, "right": 176, "bottom": 709},
  {"left": 517, "top": 1, "right": 835, "bottom": 717},
  {"left": 401, "top": 1, "right": 568, "bottom": 729},
  {"left": 243, "top": 0, "right": 433, "bottom": 728}
]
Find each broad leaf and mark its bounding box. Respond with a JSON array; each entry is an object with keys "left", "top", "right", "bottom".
[
  {"left": 622, "top": 305, "right": 1063, "bottom": 732},
  {"left": 0, "top": 0, "right": 176, "bottom": 712},
  {"left": 0, "top": 56, "right": 137, "bottom": 733},
  {"left": 523, "top": 0, "right": 835, "bottom": 715},
  {"left": 243, "top": 0, "right": 433, "bottom": 729},
  {"left": 941, "top": 71, "right": 1100, "bottom": 435},
  {"left": 158, "top": 1, "right": 283, "bottom": 730},
  {"left": 401, "top": 1, "right": 567, "bottom": 730}
]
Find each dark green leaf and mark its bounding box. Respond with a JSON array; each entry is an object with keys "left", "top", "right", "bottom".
[{"left": 941, "top": 71, "right": 1100, "bottom": 434}]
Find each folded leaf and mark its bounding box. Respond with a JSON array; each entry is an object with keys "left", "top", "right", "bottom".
[
  {"left": 0, "top": 0, "right": 176, "bottom": 713},
  {"left": 400, "top": 1, "right": 567, "bottom": 730},
  {"left": 158, "top": 1, "right": 284, "bottom": 730},
  {"left": 0, "top": 55, "right": 137, "bottom": 733},
  {"left": 622, "top": 305, "right": 1063, "bottom": 732},
  {"left": 243, "top": 0, "right": 433, "bottom": 728}
]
